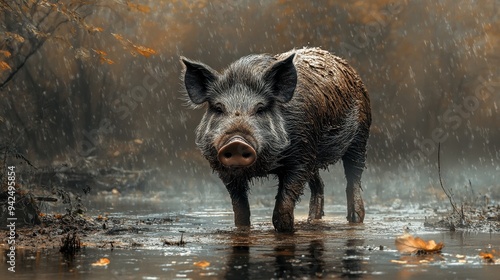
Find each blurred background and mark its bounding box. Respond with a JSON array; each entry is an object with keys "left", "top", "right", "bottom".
[{"left": 1, "top": 0, "right": 499, "bottom": 208}]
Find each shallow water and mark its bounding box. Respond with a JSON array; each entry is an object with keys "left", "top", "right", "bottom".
[{"left": 2, "top": 197, "right": 499, "bottom": 279}]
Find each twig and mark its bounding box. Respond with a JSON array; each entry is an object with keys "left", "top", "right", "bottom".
[{"left": 437, "top": 143, "right": 460, "bottom": 216}]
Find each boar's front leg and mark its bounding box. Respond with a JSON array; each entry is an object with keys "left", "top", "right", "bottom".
[
  {"left": 273, "top": 173, "right": 306, "bottom": 232},
  {"left": 224, "top": 178, "right": 251, "bottom": 227}
]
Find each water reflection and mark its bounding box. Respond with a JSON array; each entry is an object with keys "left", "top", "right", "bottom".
[
  {"left": 342, "top": 239, "right": 366, "bottom": 277},
  {"left": 225, "top": 245, "right": 251, "bottom": 280},
  {"left": 224, "top": 230, "right": 369, "bottom": 278}
]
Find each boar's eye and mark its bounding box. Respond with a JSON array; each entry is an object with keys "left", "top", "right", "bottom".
[
  {"left": 211, "top": 103, "right": 225, "bottom": 115},
  {"left": 255, "top": 103, "right": 267, "bottom": 115}
]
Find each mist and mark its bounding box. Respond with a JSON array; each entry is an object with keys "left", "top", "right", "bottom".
[{"left": 1, "top": 0, "right": 498, "bottom": 205}]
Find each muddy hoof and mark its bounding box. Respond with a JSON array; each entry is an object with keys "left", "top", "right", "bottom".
[
  {"left": 347, "top": 211, "right": 364, "bottom": 223},
  {"left": 272, "top": 212, "right": 295, "bottom": 233}
]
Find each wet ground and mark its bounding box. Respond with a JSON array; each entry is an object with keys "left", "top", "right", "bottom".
[{"left": 2, "top": 193, "right": 499, "bottom": 279}]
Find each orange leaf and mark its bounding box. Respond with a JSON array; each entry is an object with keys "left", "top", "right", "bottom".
[
  {"left": 5, "top": 32, "right": 24, "bottom": 43},
  {"left": 93, "top": 49, "right": 108, "bottom": 56},
  {"left": 92, "top": 258, "right": 110, "bottom": 266},
  {"left": 133, "top": 45, "right": 156, "bottom": 57},
  {"left": 0, "top": 50, "right": 11, "bottom": 57},
  {"left": 100, "top": 57, "right": 114, "bottom": 65},
  {"left": 0, "top": 61, "right": 11, "bottom": 71},
  {"left": 127, "top": 2, "right": 151, "bottom": 13},
  {"left": 90, "top": 27, "right": 104, "bottom": 32},
  {"left": 194, "top": 260, "right": 210, "bottom": 268},
  {"left": 395, "top": 232, "right": 444, "bottom": 254},
  {"left": 479, "top": 250, "right": 497, "bottom": 263},
  {"left": 112, "top": 33, "right": 124, "bottom": 42}
]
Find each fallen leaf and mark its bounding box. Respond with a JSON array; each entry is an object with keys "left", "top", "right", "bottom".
[
  {"left": 96, "top": 215, "right": 108, "bottom": 221},
  {"left": 395, "top": 232, "right": 444, "bottom": 254},
  {"left": 92, "top": 258, "right": 110, "bottom": 266},
  {"left": 194, "top": 260, "right": 210, "bottom": 268},
  {"left": 479, "top": 250, "right": 496, "bottom": 263}
]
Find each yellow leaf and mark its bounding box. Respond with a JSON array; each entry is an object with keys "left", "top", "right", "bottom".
[
  {"left": 395, "top": 232, "right": 444, "bottom": 254},
  {"left": 193, "top": 260, "right": 210, "bottom": 268},
  {"left": 112, "top": 33, "right": 124, "bottom": 42},
  {"left": 92, "top": 258, "right": 110, "bottom": 266},
  {"left": 0, "top": 61, "right": 11, "bottom": 71},
  {"left": 90, "top": 27, "right": 104, "bottom": 32}
]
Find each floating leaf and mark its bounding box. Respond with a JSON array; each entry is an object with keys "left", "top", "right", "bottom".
[
  {"left": 92, "top": 258, "right": 110, "bottom": 266},
  {"left": 395, "top": 232, "right": 444, "bottom": 254},
  {"left": 479, "top": 250, "right": 497, "bottom": 263},
  {"left": 194, "top": 260, "right": 210, "bottom": 268}
]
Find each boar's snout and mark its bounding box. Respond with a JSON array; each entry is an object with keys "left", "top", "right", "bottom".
[{"left": 218, "top": 136, "right": 257, "bottom": 167}]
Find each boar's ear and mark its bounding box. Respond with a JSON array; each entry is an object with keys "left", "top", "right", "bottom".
[
  {"left": 263, "top": 53, "right": 297, "bottom": 103},
  {"left": 181, "top": 57, "right": 218, "bottom": 105}
]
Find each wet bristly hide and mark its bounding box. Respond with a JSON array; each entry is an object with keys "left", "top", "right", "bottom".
[{"left": 181, "top": 47, "right": 371, "bottom": 232}]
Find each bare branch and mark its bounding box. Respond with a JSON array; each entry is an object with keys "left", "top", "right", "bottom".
[{"left": 437, "top": 143, "right": 461, "bottom": 217}]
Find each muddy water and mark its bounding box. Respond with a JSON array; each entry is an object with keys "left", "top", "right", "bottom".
[{"left": 2, "top": 197, "right": 499, "bottom": 279}]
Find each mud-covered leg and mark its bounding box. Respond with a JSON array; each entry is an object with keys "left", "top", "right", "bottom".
[
  {"left": 308, "top": 170, "right": 325, "bottom": 221},
  {"left": 342, "top": 138, "right": 368, "bottom": 223},
  {"left": 224, "top": 178, "right": 251, "bottom": 227},
  {"left": 273, "top": 173, "right": 306, "bottom": 232}
]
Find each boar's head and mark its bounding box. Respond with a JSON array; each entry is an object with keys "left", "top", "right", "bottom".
[{"left": 181, "top": 54, "right": 297, "bottom": 176}]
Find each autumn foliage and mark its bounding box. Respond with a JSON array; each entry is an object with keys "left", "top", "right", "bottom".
[
  {"left": 0, "top": 0, "right": 498, "bottom": 173},
  {"left": 395, "top": 231, "right": 444, "bottom": 254}
]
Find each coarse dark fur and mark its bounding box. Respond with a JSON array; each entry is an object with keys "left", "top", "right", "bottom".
[{"left": 181, "top": 47, "right": 371, "bottom": 232}]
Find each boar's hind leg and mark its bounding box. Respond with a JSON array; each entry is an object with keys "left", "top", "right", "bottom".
[
  {"left": 273, "top": 174, "right": 306, "bottom": 232},
  {"left": 342, "top": 136, "right": 368, "bottom": 223},
  {"left": 225, "top": 179, "right": 251, "bottom": 227},
  {"left": 308, "top": 170, "right": 325, "bottom": 221}
]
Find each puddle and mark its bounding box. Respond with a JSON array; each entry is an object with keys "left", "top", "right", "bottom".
[{"left": 2, "top": 197, "right": 499, "bottom": 279}]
